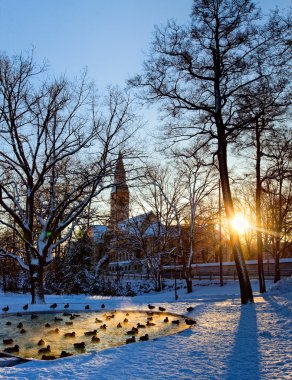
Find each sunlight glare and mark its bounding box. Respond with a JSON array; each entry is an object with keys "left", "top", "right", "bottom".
[{"left": 231, "top": 215, "right": 250, "bottom": 234}]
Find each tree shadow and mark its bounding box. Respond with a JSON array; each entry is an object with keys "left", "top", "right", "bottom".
[{"left": 224, "top": 303, "right": 260, "bottom": 380}]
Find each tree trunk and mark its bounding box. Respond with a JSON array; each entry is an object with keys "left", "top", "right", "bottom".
[
  {"left": 255, "top": 121, "right": 266, "bottom": 293},
  {"left": 274, "top": 242, "right": 281, "bottom": 283},
  {"left": 30, "top": 265, "right": 46, "bottom": 304},
  {"left": 217, "top": 117, "right": 253, "bottom": 303}
]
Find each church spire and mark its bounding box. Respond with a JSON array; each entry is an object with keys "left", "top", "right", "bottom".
[{"left": 110, "top": 152, "right": 129, "bottom": 225}]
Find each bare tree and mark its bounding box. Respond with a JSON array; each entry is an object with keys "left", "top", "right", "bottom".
[
  {"left": 130, "top": 0, "right": 290, "bottom": 303},
  {"left": 0, "top": 54, "right": 137, "bottom": 303}
]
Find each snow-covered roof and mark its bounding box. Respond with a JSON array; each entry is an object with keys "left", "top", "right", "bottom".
[{"left": 89, "top": 225, "right": 107, "bottom": 242}]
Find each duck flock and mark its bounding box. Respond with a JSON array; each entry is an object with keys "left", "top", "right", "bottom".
[{"left": 1, "top": 303, "right": 196, "bottom": 361}]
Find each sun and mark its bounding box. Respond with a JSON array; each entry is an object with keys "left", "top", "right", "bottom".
[{"left": 230, "top": 215, "right": 250, "bottom": 234}]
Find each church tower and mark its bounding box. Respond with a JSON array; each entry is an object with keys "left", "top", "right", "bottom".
[{"left": 110, "top": 152, "right": 129, "bottom": 225}]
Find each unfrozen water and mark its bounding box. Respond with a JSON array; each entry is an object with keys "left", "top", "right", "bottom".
[{"left": 0, "top": 310, "right": 190, "bottom": 360}]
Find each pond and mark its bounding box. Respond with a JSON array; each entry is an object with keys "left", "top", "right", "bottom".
[{"left": 0, "top": 309, "right": 194, "bottom": 360}]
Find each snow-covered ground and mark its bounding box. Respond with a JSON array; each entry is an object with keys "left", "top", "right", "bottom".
[{"left": 0, "top": 279, "right": 291, "bottom": 380}]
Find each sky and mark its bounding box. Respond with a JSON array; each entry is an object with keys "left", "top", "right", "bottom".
[{"left": 0, "top": 0, "right": 290, "bottom": 93}]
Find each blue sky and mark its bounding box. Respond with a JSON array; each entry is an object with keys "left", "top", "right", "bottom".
[{"left": 0, "top": 0, "right": 290, "bottom": 92}]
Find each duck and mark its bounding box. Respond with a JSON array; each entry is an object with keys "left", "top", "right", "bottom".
[
  {"left": 3, "top": 338, "right": 14, "bottom": 345},
  {"left": 31, "top": 313, "right": 38, "bottom": 319},
  {"left": 64, "top": 332, "right": 76, "bottom": 338},
  {"left": 159, "top": 306, "right": 166, "bottom": 312},
  {"left": 125, "top": 312, "right": 129, "bottom": 316},
  {"left": 47, "top": 328, "right": 59, "bottom": 334},
  {"left": 85, "top": 305, "right": 90, "bottom": 310},
  {"left": 146, "top": 311, "right": 153, "bottom": 316},
  {"left": 50, "top": 303, "right": 57, "bottom": 309},
  {"left": 74, "top": 342, "right": 85, "bottom": 349},
  {"left": 42, "top": 354, "right": 56, "bottom": 360},
  {"left": 65, "top": 321, "right": 73, "bottom": 326},
  {"left": 148, "top": 304, "right": 155, "bottom": 310},
  {"left": 64, "top": 304, "right": 69, "bottom": 309},
  {"left": 126, "top": 336, "right": 136, "bottom": 344},
  {"left": 23, "top": 304, "right": 29, "bottom": 310},
  {"left": 17, "top": 322, "right": 23, "bottom": 329},
  {"left": 20, "top": 328, "right": 26, "bottom": 334},
  {"left": 172, "top": 320, "right": 180, "bottom": 325},
  {"left": 84, "top": 330, "right": 97, "bottom": 336},
  {"left": 2, "top": 305, "right": 9, "bottom": 312},
  {"left": 100, "top": 324, "right": 107, "bottom": 330},
  {"left": 38, "top": 339, "right": 45, "bottom": 346},
  {"left": 101, "top": 304, "right": 105, "bottom": 309},
  {"left": 6, "top": 321, "right": 12, "bottom": 326},
  {"left": 185, "top": 319, "right": 196, "bottom": 326},
  {"left": 146, "top": 321, "right": 156, "bottom": 327},
  {"left": 187, "top": 306, "right": 194, "bottom": 312},
  {"left": 139, "top": 334, "right": 149, "bottom": 341},
  {"left": 147, "top": 316, "right": 153, "bottom": 321},
  {"left": 69, "top": 315, "right": 75, "bottom": 320},
  {"left": 16, "top": 312, "right": 22, "bottom": 317},
  {"left": 38, "top": 345, "right": 51, "bottom": 354},
  {"left": 54, "top": 317, "right": 63, "bottom": 322},
  {"left": 116, "top": 322, "right": 122, "bottom": 328},
  {"left": 73, "top": 314, "right": 80, "bottom": 317},
  {"left": 60, "top": 351, "right": 73, "bottom": 358},
  {"left": 45, "top": 323, "right": 51, "bottom": 328},
  {"left": 95, "top": 318, "right": 103, "bottom": 323},
  {"left": 91, "top": 336, "right": 100, "bottom": 343},
  {"left": 164, "top": 317, "right": 169, "bottom": 323},
  {"left": 126, "top": 327, "right": 138, "bottom": 335},
  {"left": 63, "top": 312, "right": 71, "bottom": 317},
  {"left": 4, "top": 345, "right": 19, "bottom": 353},
  {"left": 137, "top": 323, "right": 146, "bottom": 328},
  {"left": 123, "top": 318, "right": 128, "bottom": 323}
]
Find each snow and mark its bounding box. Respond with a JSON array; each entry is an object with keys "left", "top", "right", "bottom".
[{"left": 0, "top": 279, "right": 291, "bottom": 379}]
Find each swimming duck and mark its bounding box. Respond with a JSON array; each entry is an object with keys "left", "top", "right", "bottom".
[
  {"left": 65, "top": 321, "right": 73, "bottom": 326},
  {"left": 64, "top": 332, "right": 76, "bottom": 338},
  {"left": 23, "top": 304, "right": 28, "bottom": 310},
  {"left": 185, "top": 319, "right": 196, "bottom": 326},
  {"left": 126, "top": 336, "right": 136, "bottom": 344},
  {"left": 146, "top": 321, "right": 156, "bottom": 326},
  {"left": 45, "top": 323, "right": 51, "bottom": 328},
  {"left": 16, "top": 312, "right": 22, "bottom": 317},
  {"left": 47, "top": 328, "right": 59, "bottom": 334},
  {"left": 54, "top": 317, "right": 63, "bottom": 322},
  {"left": 50, "top": 303, "right": 57, "bottom": 309},
  {"left": 139, "top": 334, "right": 149, "bottom": 341},
  {"left": 4, "top": 345, "right": 20, "bottom": 353},
  {"left": 20, "top": 328, "right": 26, "bottom": 334},
  {"left": 172, "top": 320, "right": 180, "bottom": 325},
  {"left": 42, "top": 354, "right": 56, "bottom": 360},
  {"left": 146, "top": 311, "right": 153, "bottom": 316},
  {"left": 17, "top": 322, "right": 23, "bottom": 329},
  {"left": 116, "top": 322, "right": 122, "bottom": 328},
  {"left": 74, "top": 342, "right": 86, "bottom": 349},
  {"left": 38, "top": 345, "right": 51, "bottom": 354},
  {"left": 85, "top": 305, "right": 90, "bottom": 310},
  {"left": 164, "top": 317, "right": 169, "bottom": 323},
  {"left": 38, "top": 339, "right": 45, "bottom": 346},
  {"left": 147, "top": 316, "right": 153, "bottom": 321},
  {"left": 148, "top": 304, "right": 155, "bottom": 310},
  {"left": 187, "top": 306, "right": 194, "bottom": 312},
  {"left": 3, "top": 338, "right": 14, "bottom": 345},
  {"left": 123, "top": 318, "right": 128, "bottom": 323},
  {"left": 2, "top": 305, "right": 9, "bottom": 312},
  {"left": 100, "top": 324, "right": 107, "bottom": 330},
  {"left": 95, "top": 318, "right": 103, "bottom": 323},
  {"left": 137, "top": 323, "right": 146, "bottom": 328},
  {"left": 125, "top": 312, "right": 129, "bottom": 316},
  {"left": 60, "top": 351, "right": 73, "bottom": 358},
  {"left": 91, "top": 336, "right": 100, "bottom": 343},
  {"left": 84, "top": 330, "right": 97, "bottom": 336},
  {"left": 64, "top": 304, "right": 69, "bottom": 309},
  {"left": 63, "top": 312, "right": 71, "bottom": 317},
  {"left": 6, "top": 321, "right": 12, "bottom": 326},
  {"left": 31, "top": 313, "right": 38, "bottom": 319},
  {"left": 101, "top": 304, "right": 105, "bottom": 309},
  {"left": 159, "top": 306, "right": 166, "bottom": 312}
]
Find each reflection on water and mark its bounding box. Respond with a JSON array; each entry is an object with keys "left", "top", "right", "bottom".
[{"left": 0, "top": 310, "right": 190, "bottom": 360}]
